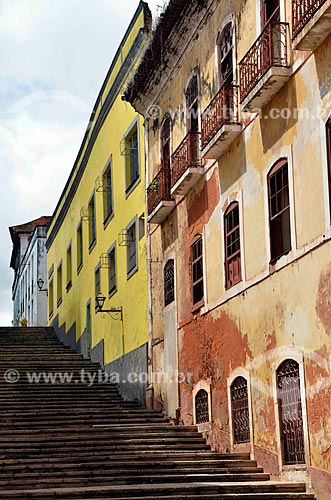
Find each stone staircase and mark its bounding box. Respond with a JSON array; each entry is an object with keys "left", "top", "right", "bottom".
[{"left": 0, "top": 327, "right": 315, "bottom": 499}]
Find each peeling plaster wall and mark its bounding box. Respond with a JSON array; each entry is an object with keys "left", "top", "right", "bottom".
[{"left": 140, "top": 0, "right": 331, "bottom": 498}]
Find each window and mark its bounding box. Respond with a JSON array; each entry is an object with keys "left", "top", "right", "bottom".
[
  {"left": 231, "top": 377, "right": 250, "bottom": 444},
  {"left": 125, "top": 123, "right": 139, "bottom": 193},
  {"left": 268, "top": 159, "right": 291, "bottom": 262},
  {"left": 88, "top": 194, "right": 96, "bottom": 249},
  {"left": 164, "top": 259, "right": 175, "bottom": 306},
  {"left": 326, "top": 119, "right": 331, "bottom": 218},
  {"left": 186, "top": 75, "right": 199, "bottom": 133},
  {"left": 126, "top": 219, "right": 137, "bottom": 278},
  {"left": 108, "top": 246, "right": 116, "bottom": 296},
  {"left": 195, "top": 389, "right": 209, "bottom": 424},
  {"left": 48, "top": 279, "right": 54, "bottom": 318},
  {"left": 161, "top": 117, "right": 171, "bottom": 170},
  {"left": 191, "top": 235, "right": 204, "bottom": 307},
  {"left": 224, "top": 202, "right": 241, "bottom": 289},
  {"left": 262, "top": 0, "right": 280, "bottom": 26},
  {"left": 277, "top": 359, "right": 305, "bottom": 465},
  {"left": 77, "top": 222, "right": 83, "bottom": 272},
  {"left": 95, "top": 266, "right": 101, "bottom": 308},
  {"left": 56, "top": 263, "right": 62, "bottom": 306},
  {"left": 103, "top": 161, "right": 113, "bottom": 223},
  {"left": 66, "top": 244, "right": 72, "bottom": 292},
  {"left": 218, "top": 23, "right": 234, "bottom": 85}
]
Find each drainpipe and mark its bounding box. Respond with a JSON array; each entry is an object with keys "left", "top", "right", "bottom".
[{"left": 144, "top": 116, "right": 154, "bottom": 409}]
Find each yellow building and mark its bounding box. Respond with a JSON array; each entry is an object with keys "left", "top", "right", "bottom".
[
  {"left": 46, "top": 1, "right": 151, "bottom": 403},
  {"left": 125, "top": 0, "right": 331, "bottom": 497}
]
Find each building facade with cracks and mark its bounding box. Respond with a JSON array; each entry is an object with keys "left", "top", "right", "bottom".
[{"left": 124, "top": 0, "right": 331, "bottom": 497}]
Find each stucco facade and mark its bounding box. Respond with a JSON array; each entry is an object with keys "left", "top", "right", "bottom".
[
  {"left": 46, "top": 1, "right": 151, "bottom": 403},
  {"left": 125, "top": 0, "right": 331, "bottom": 497}
]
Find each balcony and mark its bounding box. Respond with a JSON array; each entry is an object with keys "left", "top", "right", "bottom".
[
  {"left": 293, "top": 0, "right": 331, "bottom": 51},
  {"left": 170, "top": 131, "right": 204, "bottom": 196},
  {"left": 147, "top": 167, "right": 175, "bottom": 224},
  {"left": 201, "top": 84, "right": 242, "bottom": 159},
  {"left": 239, "top": 22, "right": 291, "bottom": 112}
]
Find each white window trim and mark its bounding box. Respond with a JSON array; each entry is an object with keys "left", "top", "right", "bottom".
[
  {"left": 192, "top": 379, "right": 212, "bottom": 425},
  {"left": 183, "top": 70, "right": 201, "bottom": 137},
  {"left": 227, "top": 367, "right": 254, "bottom": 457},
  {"left": 215, "top": 14, "right": 237, "bottom": 88},
  {"left": 263, "top": 145, "right": 297, "bottom": 271},
  {"left": 271, "top": 348, "right": 310, "bottom": 472},
  {"left": 221, "top": 190, "right": 246, "bottom": 294}
]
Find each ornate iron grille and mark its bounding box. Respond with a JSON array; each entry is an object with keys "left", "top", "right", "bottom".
[
  {"left": 277, "top": 359, "right": 305, "bottom": 465},
  {"left": 164, "top": 259, "right": 175, "bottom": 306},
  {"left": 292, "top": 0, "right": 327, "bottom": 38},
  {"left": 171, "top": 131, "right": 201, "bottom": 188},
  {"left": 195, "top": 389, "right": 209, "bottom": 424},
  {"left": 201, "top": 85, "right": 239, "bottom": 149},
  {"left": 231, "top": 377, "right": 250, "bottom": 444},
  {"left": 239, "top": 21, "right": 289, "bottom": 102},
  {"left": 147, "top": 167, "right": 172, "bottom": 215}
]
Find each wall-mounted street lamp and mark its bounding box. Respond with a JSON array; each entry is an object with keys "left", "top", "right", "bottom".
[
  {"left": 95, "top": 293, "right": 122, "bottom": 320},
  {"left": 37, "top": 278, "right": 48, "bottom": 295}
]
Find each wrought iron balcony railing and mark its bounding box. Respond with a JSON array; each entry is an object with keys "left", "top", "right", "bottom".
[
  {"left": 239, "top": 21, "right": 290, "bottom": 102},
  {"left": 201, "top": 84, "right": 239, "bottom": 150},
  {"left": 171, "top": 131, "right": 201, "bottom": 189},
  {"left": 147, "top": 167, "right": 172, "bottom": 215},
  {"left": 292, "top": 0, "right": 328, "bottom": 38}
]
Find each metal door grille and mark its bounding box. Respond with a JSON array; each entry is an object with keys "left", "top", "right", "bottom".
[
  {"left": 277, "top": 359, "right": 305, "bottom": 465},
  {"left": 164, "top": 259, "right": 175, "bottom": 306},
  {"left": 231, "top": 377, "right": 250, "bottom": 444},
  {"left": 195, "top": 389, "right": 209, "bottom": 424}
]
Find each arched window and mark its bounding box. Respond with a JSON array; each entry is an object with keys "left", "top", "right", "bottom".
[
  {"left": 231, "top": 376, "right": 250, "bottom": 444},
  {"left": 224, "top": 202, "right": 241, "bottom": 289},
  {"left": 195, "top": 389, "right": 209, "bottom": 424},
  {"left": 190, "top": 235, "right": 204, "bottom": 307},
  {"left": 267, "top": 158, "right": 291, "bottom": 262},
  {"left": 277, "top": 359, "right": 305, "bottom": 465},
  {"left": 186, "top": 75, "right": 199, "bottom": 133},
  {"left": 161, "top": 116, "right": 171, "bottom": 171},
  {"left": 164, "top": 259, "right": 175, "bottom": 306},
  {"left": 218, "top": 23, "right": 234, "bottom": 86}
]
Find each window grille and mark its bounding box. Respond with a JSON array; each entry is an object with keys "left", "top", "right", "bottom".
[
  {"left": 195, "top": 389, "right": 209, "bottom": 424},
  {"left": 231, "top": 376, "right": 250, "bottom": 444},
  {"left": 164, "top": 259, "right": 175, "bottom": 306},
  {"left": 277, "top": 359, "right": 305, "bottom": 465}
]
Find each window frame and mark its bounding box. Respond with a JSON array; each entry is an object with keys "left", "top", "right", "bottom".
[
  {"left": 56, "top": 261, "right": 62, "bottom": 307},
  {"left": 102, "top": 158, "right": 114, "bottom": 227},
  {"left": 224, "top": 201, "right": 242, "bottom": 289},
  {"left": 267, "top": 158, "right": 291, "bottom": 263},
  {"left": 107, "top": 243, "right": 117, "bottom": 298},
  {"left": 76, "top": 221, "right": 83, "bottom": 274},
  {"left": 217, "top": 22, "right": 234, "bottom": 86},
  {"left": 94, "top": 264, "right": 101, "bottom": 311},
  {"left": 124, "top": 118, "right": 140, "bottom": 197},
  {"left": 126, "top": 217, "right": 138, "bottom": 279},
  {"left": 164, "top": 259, "right": 175, "bottom": 307},
  {"left": 230, "top": 376, "right": 250, "bottom": 444},
  {"left": 66, "top": 242, "right": 72, "bottom": 292},
  {"left": 88, "top": 191, "right": 96, "bottom": 252},
  {"left": 185, "top": 74, "right": 199, "bottom": 134},
  {"left": 190, "top": 234, "right": 204, "bottom": 310},
  {"left": 48, "top": 277, "right": 54, "bottom": 319}
]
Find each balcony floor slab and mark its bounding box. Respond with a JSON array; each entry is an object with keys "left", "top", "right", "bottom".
[
  {"left": 201, "top": 124, "right": 242, "bottom": 160},
  {"left": 241, "top": 66, "right": 291, "bottom": 113},
  {"left": 147, "top": 200, "right": 176, "bottom": 225},
  {"left": 171, "top": 167, "right": 205, "bottom": 196}
]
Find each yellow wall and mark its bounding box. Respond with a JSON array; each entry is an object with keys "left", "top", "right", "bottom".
[{"left": 47, "top": 3, "right": 148, "bottom": 366}]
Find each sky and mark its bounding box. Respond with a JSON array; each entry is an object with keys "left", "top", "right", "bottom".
[{"left": 0, "top": 0, "right": 162, "bottom": 326}]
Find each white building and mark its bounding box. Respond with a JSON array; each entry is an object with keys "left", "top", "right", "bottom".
[{"left": 10, "top": 217, "right": 51, "bottom": 327}]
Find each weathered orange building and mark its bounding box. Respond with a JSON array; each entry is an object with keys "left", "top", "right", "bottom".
[{"left": 125, "top": 0, "right": 331, "bottom": 498}]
